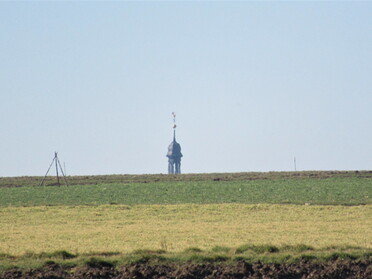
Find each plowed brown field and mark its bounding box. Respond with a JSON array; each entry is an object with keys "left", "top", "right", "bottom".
[{"left": 2, "top": 260, "right": 372, "bottom": 279}]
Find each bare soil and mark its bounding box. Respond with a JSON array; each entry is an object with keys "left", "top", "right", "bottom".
[{"left": 1, "top": 259, "right": 371, "bottom": 279}]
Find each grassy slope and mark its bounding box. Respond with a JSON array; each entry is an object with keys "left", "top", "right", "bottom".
[
  {"left": 1, "top": 244, "right": 371, "bottom": 272},
  {"left": 0, "top": 177, "right": 371, "bottom": 206}
]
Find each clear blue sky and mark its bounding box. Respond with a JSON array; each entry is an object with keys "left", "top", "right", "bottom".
[{"left": 1, "top": 1, "right": 371, "bottom": 176}]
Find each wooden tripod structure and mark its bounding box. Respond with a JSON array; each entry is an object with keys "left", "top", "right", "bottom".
[{"left": 40, "top": 152, "right": 68, "bottom": 186}]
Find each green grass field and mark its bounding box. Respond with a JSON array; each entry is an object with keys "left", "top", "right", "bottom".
[
  {"left": 0, "top": 172, "right": 371, "bottom": 270},
  {"left": 1, "top": 177, "right": 371, "bottom": 206}
]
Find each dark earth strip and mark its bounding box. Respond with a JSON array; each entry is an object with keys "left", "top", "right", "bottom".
[
  {"left": 1, "top": 259, "right": 371, "bottom": 279},
  {"left": 2, "top": 170, "right": 372, "bottom": 188}
]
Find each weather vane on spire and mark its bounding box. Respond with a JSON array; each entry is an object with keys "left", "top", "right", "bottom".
[{"left": 172, "top": 112, "right": 177, "bottom": 129}]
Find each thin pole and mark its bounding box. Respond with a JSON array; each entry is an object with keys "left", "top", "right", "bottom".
[
  {"left": 294, "top": 157, "right": 297, "bottom": 172},
  {"left": 39, "top": 157, "right": 56, "bottom": 186},
  {"left": 57, "top": 158, "right": 69, "bottom": 186},
  {"left": 55, "top": 152, "right": 59, "bottom": 185}
]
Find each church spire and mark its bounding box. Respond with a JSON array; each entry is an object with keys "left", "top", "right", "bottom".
[{"left": 167, "top": 112, "right": 182, "bottom": 174}]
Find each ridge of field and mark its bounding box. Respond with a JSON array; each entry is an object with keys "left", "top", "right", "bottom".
[
  {"left": 1, "top": 204, "right": 371, "bottom": 256},
  {"left": 1, "top": 245, "right": 371, "bottom": 272},
  {"left": 1, "top": 170, "right": 372, "bottom": 188},
  {"left": 0, "top": 176, "right": 371, "bottom": 207}
]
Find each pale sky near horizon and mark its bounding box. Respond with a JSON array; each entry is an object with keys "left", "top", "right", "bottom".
[{"left": 0, "top": 1, "right": 371, "bottom": 177}]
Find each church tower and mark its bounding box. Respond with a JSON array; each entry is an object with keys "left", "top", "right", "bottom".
[{"left": 166, "top": 112, "right": 183, "bottom": 174}]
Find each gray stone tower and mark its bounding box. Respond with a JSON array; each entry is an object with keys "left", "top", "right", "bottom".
[{"left": 166, "top": 113, "right": 183, "bottom": 174}]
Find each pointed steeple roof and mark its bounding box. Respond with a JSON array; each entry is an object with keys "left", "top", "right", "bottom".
[{"left": 167, "top": 112, "right": 182, "bottom": 160}]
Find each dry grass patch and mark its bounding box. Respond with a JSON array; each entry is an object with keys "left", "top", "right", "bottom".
[{"left": 0, "top": 204, "right": 371, "bottom": 255}]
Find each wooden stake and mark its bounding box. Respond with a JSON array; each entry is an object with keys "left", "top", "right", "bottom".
[{"left": 294, "top": 157, "right": 297, "bottom": 172}]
